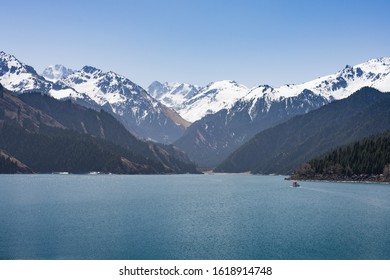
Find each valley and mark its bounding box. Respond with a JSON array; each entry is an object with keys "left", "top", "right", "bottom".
[{"left": 1, "top": 51, "right": 389, "bottom": 177}]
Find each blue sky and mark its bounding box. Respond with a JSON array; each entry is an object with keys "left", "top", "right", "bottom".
[{"left": 2, "top": 0, "right": 390, "bottom": 88}]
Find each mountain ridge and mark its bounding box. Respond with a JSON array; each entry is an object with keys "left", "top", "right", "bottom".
[
  {"left": 149, "top": 57, "right": 390, "bottom": 123},
  {"left": 171, "top": 57, "right": 390, "bottom": 168},
  {"left": 215, "top": 87, "right": 390, "bottom": 175},
  {"left": 0, "top": 51, "right": 188, "bottom": 144},
  {"left": 61, "top": 65, "right": 189, "bottom": 143},
  {"left": 0, "top": 84, "right": 199, "bottom": 174}
]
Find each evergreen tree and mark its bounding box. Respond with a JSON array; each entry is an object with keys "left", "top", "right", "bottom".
[{"left": 293, "top": 131, "right": 390, "bottom": 181}]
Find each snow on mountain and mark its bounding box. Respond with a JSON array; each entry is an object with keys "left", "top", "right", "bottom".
[
  {"left": 0, "top": 51, "right": 51, "bottom": 93},
  {"left": 215, "top": 57, "right": 390, "bottom": 122},
  {"left": 180, "top": 80, "right": 249, "bottom": 122},
  {"left": 42, "top": 64, "right": 74, "bottom": 82},
  {"left": 150, "top": 80, "right": 248, "bottom": 122},
  {"left": 154, "top": 58, "right": 390, "bottom": 124},
  {"left": 0, "top": 51, "right": 91, "bottom": 101},
  {"left": 147, "top": 81, "right": 200, "bottom": 114},
  {"left": 61, "top": 66, "right": 188, "bottom": 143},
  {"left": 62, "top": 66, "right": 145, "bottom": 106},
  {"left": 174, "top": 57, "right": 390, "bottom": 168},
  {"left": 244, "top": 57, "right": 390, "bottom": 107},
  {"left": 0, "top": 51, "right": 187, "bottom": 143}
]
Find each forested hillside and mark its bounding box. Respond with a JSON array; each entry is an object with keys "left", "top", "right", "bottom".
[{"left": 292, "top": 131, "right": 390, "bottom": 182}]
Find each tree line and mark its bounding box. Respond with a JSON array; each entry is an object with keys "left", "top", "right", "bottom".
[{"left": 293, "top": 131, "right": 390, "bottom": 182}]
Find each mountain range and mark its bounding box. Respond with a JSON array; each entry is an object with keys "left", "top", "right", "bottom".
[
  {"left": 150, "top": 58, "right": 390, "bottom": 168},
  {"left": 147, "top": 81, "right": 201, "bottom": 117},
  {"left": 148, "top": 80, "right": 249, "bottom": 122},
  {"left": 215, "top": 87, "right": 390, "bottom": 174},
  {"left": 0, "top": 51, "right": 187, "bottom": 144},
  {"left": 1, "top": 50, "right": 390, "bottom": 174},
  {"left": 0, "top": 84, "right": 198, "bottom": 174}
]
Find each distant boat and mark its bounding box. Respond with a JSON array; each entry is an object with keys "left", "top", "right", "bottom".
[{"left": 292, "top": 181, "right": 300, "bottom": 188}]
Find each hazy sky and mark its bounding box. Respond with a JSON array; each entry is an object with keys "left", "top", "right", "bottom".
[{"left": 2, "top": 0, "right": 390, "bottom": 88}]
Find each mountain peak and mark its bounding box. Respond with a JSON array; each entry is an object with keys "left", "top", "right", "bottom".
[
  {"left": 0, "top": 51, "right": 50, "bottom": 93},
  {"left": 147, "top": 81, "right": 201, "bottom": 111},
  {"left": 0, "top": 51, "right": 15, "bottom": 60},
  {"left": 149, "top": 81, "right": 164, "bottom": 87},
  {"left": 42, "top": 64, "right": 74, "bottom": 82},
  {"left": 176, "top": 80, "right": 248, "bottom": 122},
  {"left": 81, "top": 65, "right": 101, "bottom": 74},
  {"left": 61, "top": 71, "right": 187, "bottom": 143},
  {"left": 256, "top": 84, "right": 273, "bottom": 91},
  {"left": 0, "top": 51, "right": 35, "bottom": 75},
  {"left": 205, "top": 80, "right": 239, "bottom": 88}
]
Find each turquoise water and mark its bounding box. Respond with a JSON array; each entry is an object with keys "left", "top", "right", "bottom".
[{"left": 0, "top": 174, "right": 389, "bottom": 260}]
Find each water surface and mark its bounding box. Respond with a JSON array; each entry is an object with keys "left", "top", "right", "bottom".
[{"left": 0, "top": 174, "right": 389, "bottom": 259}]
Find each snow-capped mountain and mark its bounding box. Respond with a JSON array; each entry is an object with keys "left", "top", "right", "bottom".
[
  {"left": 0, "top": 51, "right": 89, "bottom": 101},
  {"left": 149, "top": 80, "right": 249, "bottom": 122},
  {"left": 180, "top": 80, "right": 249, "bottom": 122},
  {"left": 175, "top": 89, "right": 330, "bottom": 168},
  {"left": 148, "top": 81, "right": 200, "bottom": 114},
  {"left": 61, "top": 66, "right": 188, "bottom": 143},
  {"left": 42, "top": 64, "right": 74, "bottom": 82},
  {"left": 0, "top": 51, "right": 53, "bottom": 94},
  {"left": 215, "top": 87, "right": 390, "bottom": 175},
  {"left": 174, "top": 57, "right": 390, "bottom": 168},
  {"left": 243, "top": 57, "right": 390, "bottom": 108},
  {"left": 0, "top": 51, "right": 188, "bottom": 143}
]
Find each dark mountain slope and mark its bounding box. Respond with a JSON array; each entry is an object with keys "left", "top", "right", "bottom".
[
  {"left": 18, "top": 92, "right": 198, "bottom": 173},
  {"left": 0, "top": 122, "right": 161, "bottom": 174},
  {"left": 0, "top": 84, "right": 63, "bottom": 130},
  {"left": 0, "top": 149, "right": 33, "bottom": 174},
  {"left": 175, "top": 89, "right": 329, "bottom": 168},
  {"left": 0, "top": 85, "right": 198, "bottom": 174},
  {"left": 215, "top": 87, "right": 390, "bottom": 174}
]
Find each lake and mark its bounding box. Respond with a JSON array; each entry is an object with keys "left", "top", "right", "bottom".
[{"left": 0, "top": 174, "right": 389, "bottom": 260}]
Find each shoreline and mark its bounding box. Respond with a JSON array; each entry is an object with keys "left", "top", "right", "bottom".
[{"left": 286, "top": 176, "right": 390, "bottom": 185}]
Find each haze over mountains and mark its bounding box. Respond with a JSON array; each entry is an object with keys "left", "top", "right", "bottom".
[
  {"left": 1, "top": 50, "right": 390, "bottom": 174},
  {"left": 42, "top": 64, "right": 74, "bottom": 82}
]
